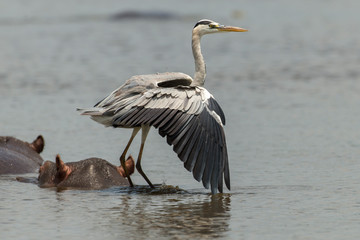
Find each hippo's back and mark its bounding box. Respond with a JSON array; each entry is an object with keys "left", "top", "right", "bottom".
[{"left": 0, "top": 136, "right": 43, "bottom": 174}]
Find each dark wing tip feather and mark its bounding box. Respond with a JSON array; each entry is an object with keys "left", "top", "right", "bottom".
[
  {"left": 158, "top": 106, "right": 229, "bottom": 194},
  {"left": 208, "top": 97, "right": 226, "bottom": 125}
]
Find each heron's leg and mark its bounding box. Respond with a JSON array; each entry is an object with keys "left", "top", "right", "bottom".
[
  {"left": 136, "top": 125, "right": 154, "bottom": 188},
  {"left": 120, "top": 127, "right": 140, "bottom": 187}
]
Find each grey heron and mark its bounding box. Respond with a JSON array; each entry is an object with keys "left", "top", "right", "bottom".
[{"left": 78, "top": 19, "right": 247, "bottom": 194}]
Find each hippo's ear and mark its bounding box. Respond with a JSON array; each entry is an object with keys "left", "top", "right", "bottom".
[
  {"left": 118, "top": 155, "right": 135, "bottom": 177},
  {"left": 55, "top": 154, "right": 71, "bottom": 182},
  {"left": 30, "top": 135, "right": 45, "bottom": 153},
  {"left": 125, "top": 155, "right": 135, "bottom": 175}
]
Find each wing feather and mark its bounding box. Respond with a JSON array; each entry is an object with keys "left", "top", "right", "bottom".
[
  {"left": 157, "top": 109, "right": 179, "bottom": 129},
  {"left": 184, "top": 128, "right": 205, "bottom": 172},
  {"left": 208, "top": 97, "right": 226, "bottom": 125},
  {"left": 168, "top": 114, "right": 192, "bottom": 136},
  {"left": 178, "top": 124, "right": 201, "bottom": 162},
  {"left": 171, "top": 117, "right": 197, "bottom": 152},
  {"left": 152, "top": 108, "right": 174, "bottom": 127},
  {"left": 193, "top": 136, "right": 209, "bottom": 182},
  {"left": 201, "top": 137, "right": 214, "bottom": 189},
  {"left": 210, "top": 142, "right": 220, "bottom": 193}
]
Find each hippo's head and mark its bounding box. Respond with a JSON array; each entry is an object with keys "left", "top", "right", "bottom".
[
  {"left": 38, "top": 154, "right": 72, "bottom": 188},
  {"left": 38, "top": 161, "right": 57, "bottom": 187},
  {"left": 38, "top": 154, "right": 135, "bottom": 188}
]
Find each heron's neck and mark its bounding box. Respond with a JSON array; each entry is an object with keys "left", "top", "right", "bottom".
[{"left": 192, "top": 33, "right": 206, "bottom": 86}]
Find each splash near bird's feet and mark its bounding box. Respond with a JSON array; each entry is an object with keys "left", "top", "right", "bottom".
[{"left": 119, "top": 184, "right": 187, "bottom": 194}]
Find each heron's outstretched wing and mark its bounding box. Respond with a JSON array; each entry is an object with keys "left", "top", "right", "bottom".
[
  {"left": 108, "top": 86, "right": 229, "bottom": 194},
  {"left": 79, "top": 72, "right": 194, "bottom": 125}
]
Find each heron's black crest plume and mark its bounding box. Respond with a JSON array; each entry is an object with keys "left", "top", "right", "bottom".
[{"left": 193, "top": 19, "right": 213, "bottom": 29}]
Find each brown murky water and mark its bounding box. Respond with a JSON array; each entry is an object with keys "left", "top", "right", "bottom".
[{"left": 1, "top": 0, "right": 360, "bottom": 239}]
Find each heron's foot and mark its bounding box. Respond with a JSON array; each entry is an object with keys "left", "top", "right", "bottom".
[
  {"left": 139, "top": 171, "right": 154, "bottom": 188},
  {"left": 127, "top": 175, "right": 134, "bottom": 187},
  {"left": 136, "top": 162, "right": 154, "bottom": 188},
  {"left": 147, "top": 180, "right": 155, "bottom": 189}
]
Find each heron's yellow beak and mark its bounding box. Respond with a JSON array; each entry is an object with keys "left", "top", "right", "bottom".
[{"left": 218, "top": 26, "right": 248, "bottom": 32}]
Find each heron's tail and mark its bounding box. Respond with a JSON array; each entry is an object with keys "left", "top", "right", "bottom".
[
  {"left": 77, "top": 107, "right": 113, "bottom": 126},
  {"left": 76, "top": 107, "right": 105, "bottom": 116}
]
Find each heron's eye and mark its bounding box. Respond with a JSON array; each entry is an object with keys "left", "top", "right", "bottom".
[{"left": 209, "top": 24, "right": 218, "bottom": 28}]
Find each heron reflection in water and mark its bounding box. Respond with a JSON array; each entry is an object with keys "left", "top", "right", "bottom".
[{"left": 79, "top": 19, "right": 247, "bottom": 194}]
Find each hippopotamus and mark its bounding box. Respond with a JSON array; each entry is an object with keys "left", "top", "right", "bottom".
[
  {"left": 0, "top": 135, "right": 44, "bottom": 174},
  {"left": 37, "top": 154, "right": 134, "bottom": 190}
]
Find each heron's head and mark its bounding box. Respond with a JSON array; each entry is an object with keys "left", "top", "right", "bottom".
[{"left": 193, "top": 19, "right": 248, "bottom": 37}]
